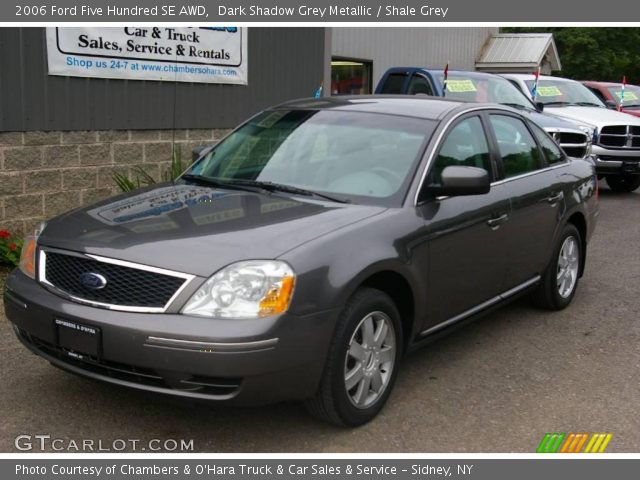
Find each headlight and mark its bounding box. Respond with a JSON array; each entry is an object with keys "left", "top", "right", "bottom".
[
  {"left": 19, "top": 222, "right": 46, "bottom": 279},
  {"left": 182, "top": 260, "right": 295, "bottom": 319}
]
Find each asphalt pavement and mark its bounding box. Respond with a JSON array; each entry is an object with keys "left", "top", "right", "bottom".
[{"left": 1, "top": 184, "right": 638, "bottom": 453}]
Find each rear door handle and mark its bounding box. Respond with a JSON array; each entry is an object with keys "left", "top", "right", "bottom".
[
  {"left": 547, "top": 192, "right": 564, "bottom": 205},
  {"left": 487, "top": 213, "right": 509, "bottom": 229}
]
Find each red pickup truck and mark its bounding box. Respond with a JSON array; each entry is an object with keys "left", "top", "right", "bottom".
[{"left": 583, "top": 81, "right": 640, "bottom": 118}]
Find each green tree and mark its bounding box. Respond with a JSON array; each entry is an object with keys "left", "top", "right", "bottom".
[{"left": 501, "top": 27, "right": 640, "bottom": 83}]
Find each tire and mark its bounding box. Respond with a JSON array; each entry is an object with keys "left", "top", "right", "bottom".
[
  {"left": 531, "top": 223, "right": 582, "bottom": 310},
  {"left": 605, "top": 175, "right": 640, "bottom": 193},
  {"left": 305, "top": 288, "right": 403, "bottom": 427}
]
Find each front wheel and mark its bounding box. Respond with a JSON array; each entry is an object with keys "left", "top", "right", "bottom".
[
  {"left": 605, "top": 175, "right": 640, "bottom": 192},
  {"left": 532, "top": 223, "right": 582, "bottom": 310},
  {"left": 305, "top": 288, "right": 402, "bottom": 427}
]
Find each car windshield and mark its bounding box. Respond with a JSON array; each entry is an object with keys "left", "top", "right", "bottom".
[
  {"left": 435, "top": 73, "right": 534, "bottom": 110},
  {"left": 607, "top": 85, "right": 640, "bottom": 108},
  {"left": 525, "top": 79, "right": 605, "bottom": 107},
  {"left": 185, "top": 109, "right": 434, "bottom": 205}
]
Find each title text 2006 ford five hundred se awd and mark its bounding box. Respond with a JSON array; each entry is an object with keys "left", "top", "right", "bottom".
[{"left": 5, "top": 97, "right": 598, "bottom": 426}]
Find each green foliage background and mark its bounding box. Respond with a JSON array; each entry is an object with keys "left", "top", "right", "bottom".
[{"left": 501, "top": 27, "right": 640, "bottom": 83}]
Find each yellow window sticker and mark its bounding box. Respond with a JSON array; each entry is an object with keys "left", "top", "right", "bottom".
[
  {"left": 446, "top": 79, "right": 477, "bottom": 93},
  {"left": 614, "top": 90, "right": 639, "bottom": 101},
  {"left": 536, "top": 86, "right": 563, "bottom": 97}
]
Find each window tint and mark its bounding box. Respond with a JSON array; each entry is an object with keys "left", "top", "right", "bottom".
[
  {"left": 407, "top": 75, "right": 433, "bottom": 95},
  {"left": 379, "top": 73, "right": 408, "bottom": 94},
  {"left": 529, "top": 122, "right": 565, "bottom": 165},
  {"left": 489, "top": 115, "right": 542, "bottom": 178},
  {"left": 431, "top": 116, "right": 492, "bottom": 184}
]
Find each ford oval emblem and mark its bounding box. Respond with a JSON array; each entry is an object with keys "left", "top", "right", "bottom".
[{"left": 79, "top": 272, "right": 107, "bottom": 290}]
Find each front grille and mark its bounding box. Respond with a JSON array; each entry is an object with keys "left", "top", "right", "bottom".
[
  {"left": 556, "top": 132, "right": 588, "bottom": 158},
  {"left": 41, "top": 250, "right": 187, "bottom": 310},
  {"left": 599, "top": 125, "right": 640, "bottom": 149},
  {"left": 559, "top": 132, "right": 587, "bottom": 144},
  {"left": 19, "top": 329, "right": 241, "bottom": 397}
]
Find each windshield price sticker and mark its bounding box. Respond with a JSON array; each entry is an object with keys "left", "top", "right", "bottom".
[
  {"left": 446, "top": 79, "right": 477, "bottom": 92},
  {"left": 614, "top": 90, "right": 639, "bottom": 101},
  {"left": 537, "top": 85, "right": 563, "bottom": 97}
]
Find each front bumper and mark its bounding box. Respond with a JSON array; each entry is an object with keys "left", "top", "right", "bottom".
[
  {"left": 592, "top": 145, "right": 640, "bottom": 176},
  {"left": 4, "top": 270, "right": 339, "bottom": 405}
]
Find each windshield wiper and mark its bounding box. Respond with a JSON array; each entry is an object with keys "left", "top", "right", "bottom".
[
  {"left": 232, "top": 179, "right": 351, "bottom": 204},
  {"left": 573, "top": 101, "right": 603, "bottom": 107},
  {"left": 180, "top": 174, "right": 264, "bottom": 194},
  {"left": 542, "top": 101, "right": 572, "bottom": 106}
]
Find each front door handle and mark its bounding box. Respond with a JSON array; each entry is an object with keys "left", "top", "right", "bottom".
[
  {"left": 487, "top": 213, "right": 509, "bottom": 229},
  {"left": 547, "top": 192, "right": 564, "bottom": 205}
]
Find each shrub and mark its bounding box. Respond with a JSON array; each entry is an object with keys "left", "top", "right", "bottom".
[
  {"left": 0, "top": 229, "right": 23, "bottom": 267},
  {"left": 113, "top": 148, "right": 185, "bottom": 193}
]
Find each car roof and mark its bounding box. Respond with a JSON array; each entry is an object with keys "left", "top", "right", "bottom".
[
  {"left": 272, "top": 95, "right": 505, "bottom": 121},
  {"left": 384, "top": 67, "right": 501, "bottom": 80},
  {"left": 502, "top": 74, "right": 577, "bottom": 83},
  {"left": 583, "top": 81, "right": 639, "bottom": 88},
  {"left": 583, "top": 81, "right": 620, "bottom": 87}
]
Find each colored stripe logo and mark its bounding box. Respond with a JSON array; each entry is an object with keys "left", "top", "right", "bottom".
[{"left": 537, "top": 433, "right": 612, "bottom": 453}]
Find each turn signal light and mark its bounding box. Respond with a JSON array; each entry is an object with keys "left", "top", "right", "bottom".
[
  {"left": 259, "top": 276, "right": 295, "bottom": 317},
  {"left": 19, "top": 236, "right": 37, "bottom": 279}
]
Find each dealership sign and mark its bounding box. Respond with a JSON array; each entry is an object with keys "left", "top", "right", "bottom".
[{"left": 46, "top": 27, "right": 247, "bottom": 84}]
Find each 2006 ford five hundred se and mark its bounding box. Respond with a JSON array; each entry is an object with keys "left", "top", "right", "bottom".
[{"left": 5, "top": 97, "right": 598, "bottom": 426}]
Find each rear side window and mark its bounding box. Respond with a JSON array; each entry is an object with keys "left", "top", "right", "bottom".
[
  {"left": 431, "top": 116, "right": 492, "bottom": 184},
  {"left": 529, "top": 122, "right": 565, "bottom": 165},
  {"left": 407, "top": 75, "right": 434, "bottom": 95},
  {"left": 489, "top": 115, "right": 543, "bottom": 178},
  {"left": 379, "top": 73, "right": 408, "bottom": 94}
]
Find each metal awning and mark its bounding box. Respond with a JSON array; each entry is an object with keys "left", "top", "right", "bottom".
[{"left": 475, "top": 33, "right": 561, "bottom": 73}]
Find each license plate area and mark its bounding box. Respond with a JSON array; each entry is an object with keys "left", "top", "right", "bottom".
[{"left": 55, "top": 318, "right": 101, "bottom": 360}]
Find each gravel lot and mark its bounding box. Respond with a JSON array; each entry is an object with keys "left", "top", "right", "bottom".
[{"left": 1, "top": 185, "right": 638, "bottom": 453}]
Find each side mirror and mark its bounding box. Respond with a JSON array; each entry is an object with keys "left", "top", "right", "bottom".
[
  {"left": 428, "top": 166, "right": 490, "bottom": 197},
  {"left": 604, "top": 100, "right": 618, "bottom": 110},
  {"left": 535, "top": 101, "right": 545, "bottom": 113}
]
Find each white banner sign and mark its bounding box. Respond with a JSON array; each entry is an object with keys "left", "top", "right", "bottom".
[{"left": 46, "top": 27, "right": 248, "bottom": 84}]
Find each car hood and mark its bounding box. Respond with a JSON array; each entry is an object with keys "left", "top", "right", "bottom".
[
  {"left": 521, "top": 110, "right": 585, "bottom": 132},
  {"left": 544, "top": 106, "right": 640, "bottom": 129},
  {"left": 39, "top": 183, "right": 386, "bottom": 277},
  {"left": 621, "top": 108, "right": 640, "bottom": 118}
]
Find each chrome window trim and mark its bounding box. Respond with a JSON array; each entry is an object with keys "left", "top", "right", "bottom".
[
  {"left": 413, "top": 105, "right": 502, "bottom": 206},
  {"left": 490, "top": 159, "right": 570, "bottom": 187},
  {"left": 38, "top": 247, "right": 196, "bottom": 313},
  {"left": 413, "top": 105, "right": 569, "bottom": 205}
]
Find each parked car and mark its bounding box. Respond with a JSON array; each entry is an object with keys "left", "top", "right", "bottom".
[
  {"left": 375, "top": 68, "right": 593, "bottom": 159},
  {"left": 582, "top": 81, "right": 640, "bottom": 118},
  {"left": 4, "top": 97, "right": 598, "bottom": 426},
  {"left": 503, "top": 74, "right": 640, "bottom": 192}
]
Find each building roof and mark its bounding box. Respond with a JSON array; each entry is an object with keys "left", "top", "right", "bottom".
[{"left": 475, "top": 33, "right": 561, "bottom": 72}]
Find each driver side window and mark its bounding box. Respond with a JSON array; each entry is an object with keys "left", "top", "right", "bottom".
[{"left": 430, "top": 116, "right": 492, "bottom": 184}]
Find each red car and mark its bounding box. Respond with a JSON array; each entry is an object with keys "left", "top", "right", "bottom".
[{"left": 583, "top": 81, "right": 640, "bottom": 117}]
